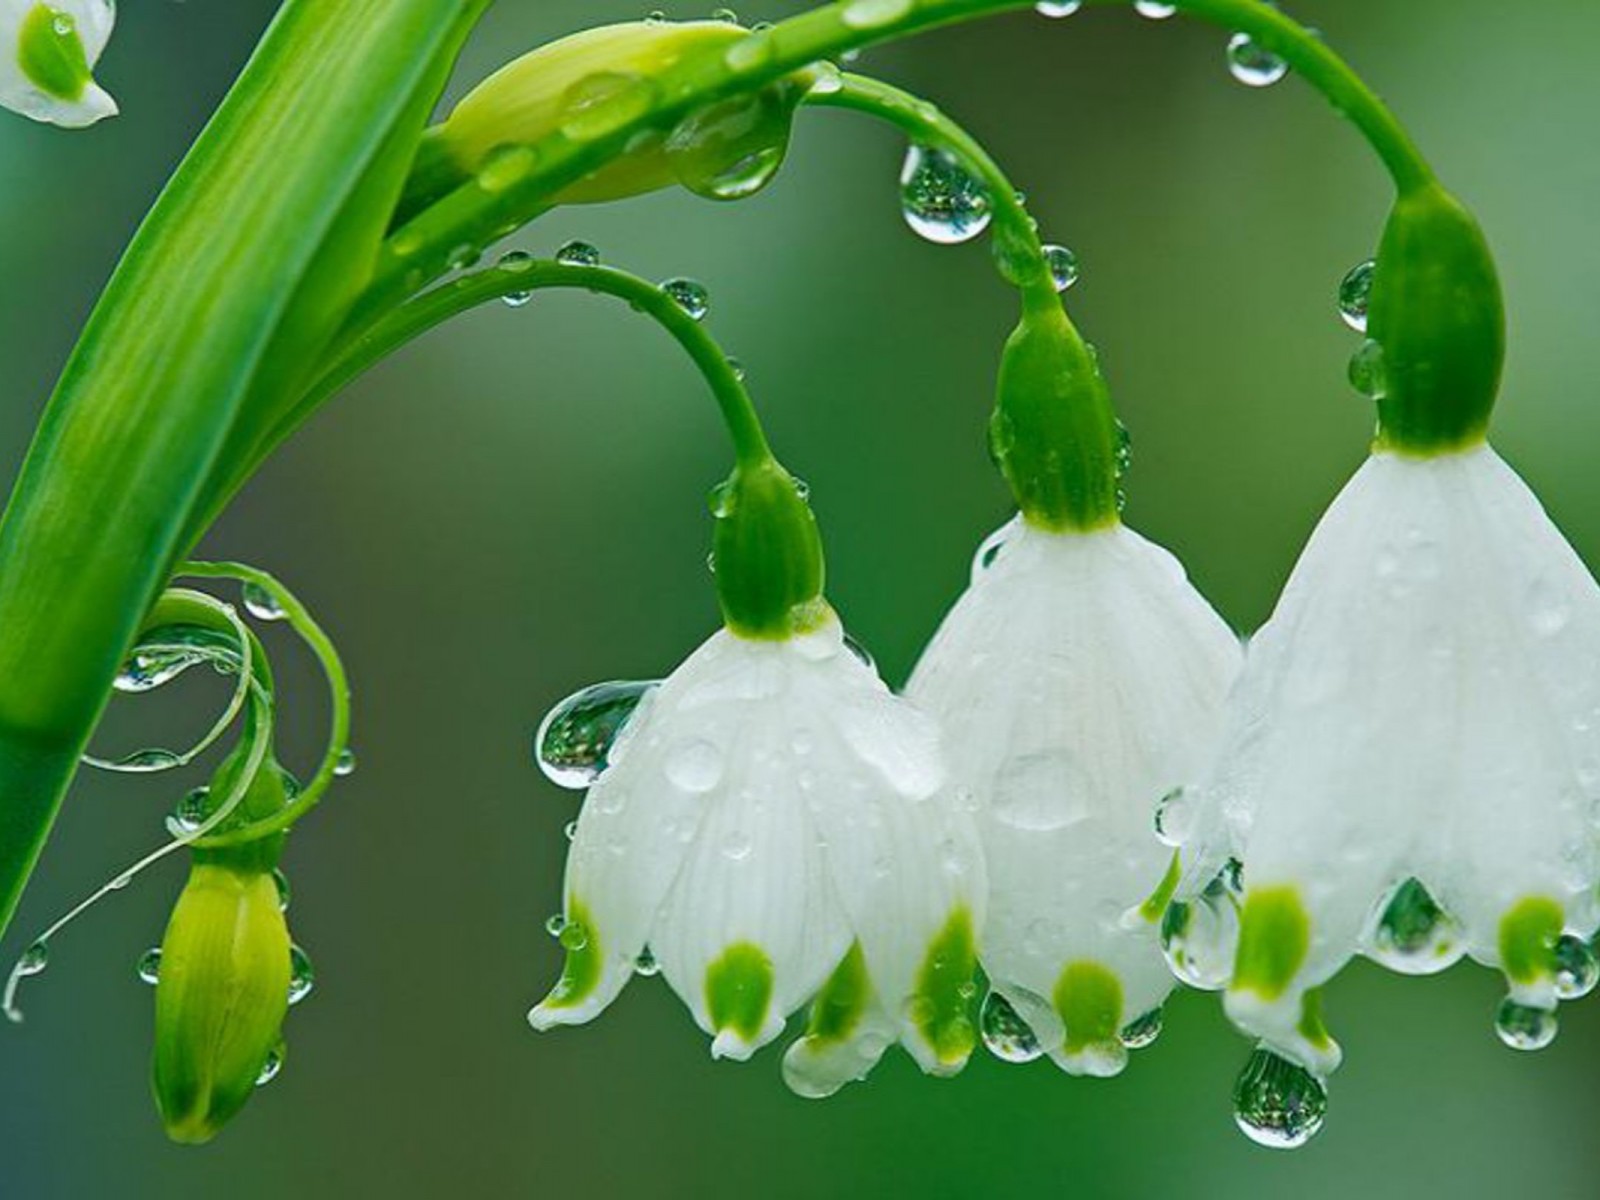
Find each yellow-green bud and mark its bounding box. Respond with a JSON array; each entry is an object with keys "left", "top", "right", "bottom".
[{"left": 152, "top": 862, "right": 290, "bottom": 1144}]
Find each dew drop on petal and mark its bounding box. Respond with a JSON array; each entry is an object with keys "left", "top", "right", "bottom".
[
  {"left": 563, "top": 819, "right": 578, "bottom": 842},
  {"left": 1120, "top": 1007, "right": 1164, "bottom": 1049},
  {"left": 720, "top": 830, "right": 753, "bottom": 861},
  {"left": 1159, "top": 877, "right": 1239, "bottom": 990},
  {"left": 1226, "top": 32, "right": 1288, "bottom": 87},
  {"left": 288, "top": 944, "right": 315, "bottom": 1006},
  {"left": 900, "top": 143, "right": 992, "bottom": 245},
  {"left": 137, "top": 947, "right": 162, "bottom": 985},
  {"left": 535, "top": 680, "right": 657, "bottom": 789},
  {"left": 1153, "top": 787, "right": 1193, "bottom": 847},
  {"left": 1553, "top": 935, "right": 1599, "bottom": 1000},
  {"left": 559, "top": 921, "right": 590, "bottom": 952},
  {"left": 843, "top": 632, "right": 876, "bottom": 672},
  {"left": 1043, "top": 243, "right": 1080, "bottom": 292},
  {"left": 661, "top": 277, "right": 710, "bottom": 320},
  {"left": 664, "top": 737, "right": 725, "bottom": 793},
  {"left": 1367, "top": 877, "right": 1463, "bottom": 975},
  {"left": 1233, "top": 1047, "right": 1328, "bottom": 1149},
  {"left": 1035, "top": 1, "right": 1083, "bottom": 15},
  {"left": 1338, "top": 259, "right": 1376, "bottom": 332},
  {"left": 544, "top": 913, "right": 566, "bottom": 939},
  {"left": 556, "top": 240, "right": 601, "bottom": 267},
  {"left": 634, "top": 946, "right": 660, "bottom": 976},
  {"left": 1496, "top": 997, "right": 1558, "bottom": 1050}
]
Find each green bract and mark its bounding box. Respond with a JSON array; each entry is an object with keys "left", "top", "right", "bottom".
[{"left": 710, "top": 458, "right": 827, "bottom": 640}]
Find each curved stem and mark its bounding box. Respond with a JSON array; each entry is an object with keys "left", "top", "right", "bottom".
[
  {"left": 205, "top": 259, "right": 773, "bottom": 526},
  {"left": 807, "top": 72, "right": 1060, "bottom": 309},
  {"left": 175, "top": 563, "right": 350, "bottom": 848}
]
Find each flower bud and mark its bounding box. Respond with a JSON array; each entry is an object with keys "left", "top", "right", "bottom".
[
  {"left": 709, "top": 457, "right": 826, "bottom": 640},
  {"left": 152, "top": 860, "right": 290, "bottom": 1144},
  {"left": 991, "top": 300, "right": 1121, "bottom": 531}
]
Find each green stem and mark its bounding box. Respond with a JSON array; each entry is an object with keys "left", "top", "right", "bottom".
[
  {"left": 201, "top": 259, "right": 774, "bottom": 528},
  {"left": 807, "top": 72, "right": 1059, "bottom": 308}
]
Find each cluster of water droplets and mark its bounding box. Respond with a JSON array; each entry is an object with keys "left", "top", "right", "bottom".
[{"left": 1334, "top": 257, "right": 1391, "bottom": 403}]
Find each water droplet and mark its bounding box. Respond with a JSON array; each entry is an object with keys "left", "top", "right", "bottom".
[
  {"left": 808, "top": 61, "right": 844, "bottom": 96},
  {"left": 535, "top": 680, "right": 657, "bottom": 788},
  {"left": 16, "top": 941, "right": 48, "bottom": 980},
  {"left": 96, "top": 747, "right": 183, "bottom": 775},
  {"left": 727, "top": 356, "right": 747, "bottom": 381},
  {"left": 900, "top": 143, "right": 992, "bottom": 245},
  {"left": 241, "top": 581, "right": 285, "bottom": 621},
  {"left": 1495, "top": 997, "right": 1558, "bottom": 1050},
  {"left": 545, "top": 913, "right": 566, "bottom": 939},
  {"left": 478, "top": 144, "right": 536, "bottom": 193},
  {"left": 447, "top": 243, "right": 481, "bottom": 271},
  {"left": 1120, "top": 1007, "right": 1163, "bottom": 1049},
  {"left": 634, "top": 946, "right": 660, "bottom": 976},
  {"left": 1043, "top": 243, "right": 1080, "bottom": 291},
  {"left": 843, "top": 633, "right": 876, "bottom": 672},
  {"left": 559, "top": 71, "right": 658, "bottom": 142},
  {"left": 108, "top": 873, "right": 132, "bottom": 891},
  {"left": 170, "top": 786, "right": 212, "bottom": 835},
  {"left": 665, "top": 737, "right": 725, "bottom": 793},
  {"left": 1338, "top": 259, "right": 1375, "bottom": 332},
  {"left": 497, "top": 250, "right": 536, "bottom": 307},
  {"left": 1348, "top": 339, "right": 1388, "bottom": 399},
  {"left": 725, "top": 31, "right": 777, "bottom": 73},
  {"left": 272, "top": 868, "right": 291, "bottom": 912},
  {"left": 556, "top": 240, "right": 601, "bottom": 267},
  {"left": 1035, "top": 0, "right": 1083, "bottom": 15},
  {"left": 644, "top": 10, "right": 667, "bottom": 24},
  {"left": 1367, "top": 878, "right": 1463, "bottom": 975},
  {"left": 1134, "top": 1, "right": 1177, "bottom": 18},
  {"left": 980, "top": 990, "right": 1044, "bottom": 1063},
  {"left": 661, "top": 277, "right": 710, "bottom": 320},
  {"left": 137, "top": 947, "right": 162, "bottom": 985},
  {"left": 559, "top": 920, "right": 589, "bottom": 952},
  {"left": 1554, "top": 935, "right": 1598, "bottom": 999},
  {"left": 334, "top": 748, "right": 357, "bottom": 777},
  {"left": 841, "top": 0, "right": 913, "bottom": 29},
  {"left": 720, "top": 830, "right": 753, "bottom": 861},
  {"left": 52, "top": 12, "right": 75, "bottom": 36},
  {"left": 666, "top": 88, "right": 794, "bottom": 201},
  {"left": 1159, "top": 875, "right": 1239, "bottom": 990},
  {"left": 711, "top": 6, "right": 739, "bottom": 22},
  {"left": 1226, "top": 32, "right": 1288, "bottom": 87},
  {"left": 1153, "top": 787, "right": 1193, "bottom": 846},
  {"left": 1233, "top": 1047, "right": 1328, "bottom": 1149},
  {"left": 256, "top": 1043, "right": 284, "bottom": 1086},
  {"left": 287, "top": 944, "right": 315, "bottom": 1005},
  {"left": 563, "top": 819, "right": 578, "bottom": 842}
]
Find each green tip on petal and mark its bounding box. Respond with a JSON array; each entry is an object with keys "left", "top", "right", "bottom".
[
  {"left": 1139, "top": 851, "right": 1182, "bottom": 923},
  {"left": 1232, "top": 886, "right": 1311, "bottom": 1001},
  {"left": 909, "top": 907, "right": 979, "bottom": 1068},
  {"left": 805, "top": 941, "right": 871, "bottom": 1046},
  {"left": 706, "top": 941, "right": 775, "bottom": 1045},
  {"left": 1053, "top": 961, "right": 1123, "bottom": 1055},
  {"left": 1296, "top": 987, "right": 1337, "bottom": 1054},
  {"left": 1499, "top": 896, "right": 1564, "bottom": 987},
  {"left": 17, "top": 4, "right": 91, "bottom": 102},
  {"left": 539, "top": 898, "right": 603, "bottom": 1011}
]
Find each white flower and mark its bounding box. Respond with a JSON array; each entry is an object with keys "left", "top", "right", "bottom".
[
  {"left": 1178, "top": 444, "right": 1600, "bottom": 1074},
  {"left": 2, "top": 0, "right": 116, "bottom": 128},
  {"left": 529, "top": 612, "right": 986, "bottom": 1097},
  {"left": 907, "top": 516, "right": 1242, "bottom": 1074}
]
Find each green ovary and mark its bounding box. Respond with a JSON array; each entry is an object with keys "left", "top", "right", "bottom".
[
  {"left": 1053, "top": 962, "right": 1123, "bottom": 1054},
  {"left": 910, "top": 907, "right": 978, "bottom": 1065},
  {"left": 18, "top": 5, "right": 91, "bottom": 101},
  {"left": 706, "top": 942, "right": 775, "bottom": 1041},
  {"left": 1499, "top": 896, "right": 1564, "bottom": 986},
  {"left": 1233, "top": 886, "right": 1311, "bottom": 1000}
]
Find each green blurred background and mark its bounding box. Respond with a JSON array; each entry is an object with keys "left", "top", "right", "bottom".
[{"left": 3, "top": 1, "right": 1599, "bottom": 1195}]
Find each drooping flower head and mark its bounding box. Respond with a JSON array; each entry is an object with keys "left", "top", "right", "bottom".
[
  {"left": 1, "top": 0, "right": 116, "bottom": 128},
  {"left": 531, "top": 455, "right": 985, "bottom": 1096},
  {"left": 911, "top": 295, "right": 1241, "bottom": 1073}
]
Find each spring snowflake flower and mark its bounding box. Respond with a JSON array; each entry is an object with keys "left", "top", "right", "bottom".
[
  {"left": 529, "top": 611, "right": 986, "bottom": 1097},
  {"left": 908, "top": 515, "right": 1242, "bottom": 1074},
  {"left": 1, "top": 1, "right": 117, "bottom": 128},
  {"left": 1176, "top": 444, "right": 1600, "bottom": 1079}
]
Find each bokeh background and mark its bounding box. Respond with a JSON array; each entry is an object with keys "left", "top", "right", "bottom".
[{"left": 3, "top": 1, "right": 1600, "bottom": 1195}]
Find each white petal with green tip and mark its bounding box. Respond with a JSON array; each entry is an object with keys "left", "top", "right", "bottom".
[{"left": 2, "top": 0, "right": 117, "bottom": 128}]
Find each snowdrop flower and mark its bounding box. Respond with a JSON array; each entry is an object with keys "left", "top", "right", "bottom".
[
  {"left": 530, "top": 457, "right": 985, "bottom": 1096},
  {"left": 909, "top": 514, "right": 1241, "bottom": 1075},
  {"left": 2, "top": 0, "right": 117, "bottom": 128}
]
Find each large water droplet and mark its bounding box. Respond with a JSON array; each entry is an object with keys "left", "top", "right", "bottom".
[
  {"left": 1134, "top": 1, "right": 1177, "bottom": 18},
  {"left": 137, "top": 947, "right": 162, "bottom": 985},
  {"left": 1226, "top": 32, "right": 1288, "bottom": 87},
  {"left": 535, "top": 680, "right": 658, "bottom": 789},
  {"left": 556, "top": 239, "right": 601, "bottom": 267},
  {"left": 1160, "top": 875, "right": 1240, "bottom": 990},
  {"left": 1338, "top": 259, "right": 1376, "bottom": 332},
  {"left": 1043, "top": 243, "right": 1080, "bottom": 292},
  {"left": 170, "top": 786, "right": 213, "bottom": 835},
  {"left": 664, "top": 737, "right": 725, "bottom": 793},
  {"left": 1233, "top": 1047, "right": 1328, "bottom": 1149},
  {"left": 1153, "top": 787, "right": 1193, "bottom": 847},
  {"left": 1348, "top": 339, "right": 1388, "bottom": 399},
  {"left": 841, "top": 0, "right": 912, "bottom": 29},
  {"left": 256, "top": 1043, "right": 284, "bottom": 1086},
  {"left": 18, "top": 941, "right": 48, "bottom": 978},
  {"left": 1367, "top": 878, "right": 1463, "bottom": 975},
  {"left": 559, "top": 71, "right": 658, "bottom": 142},
  {"left": 667, "top": 88, "right": 794, "bottom": 200},
  {"left": 288, "top": 944, "right": 315, "bottom": 1005},
  {"left": 559, "top": 920, "right": 589, "bottom": 952},
  {"left": 980, "top": 990, "right": 1043, "bottom": 1063},
  {"left": 242, "top": 582, "right": 286, "bottom": 621},
  {"left": 1120, "top": 1007, "right": 1164, "bottom": 1049},
  {"left": 634, "top": 946, "right": 660, "bottom": 976},
  {"left": 1553, "top": 935, "right": 1599, "bottom": 1000},
  {"left": 661, "top": 277, "right": 710, "bottom": 320},
  {"left": 1035, "top": 1, "right": 1083, "bottom": 15},
  {"left": 1495, "top": 997, "right": 1558, "bottom": 1050},
  {"left": 900, "top": 143, "right": 992, "bottom": 245}
]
